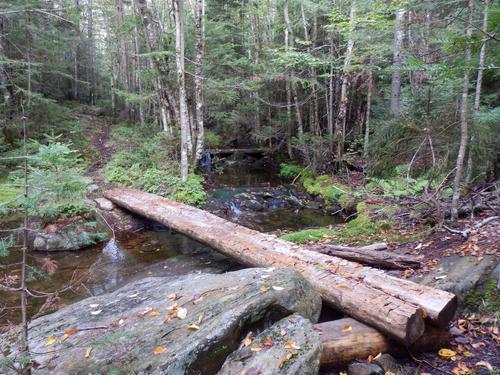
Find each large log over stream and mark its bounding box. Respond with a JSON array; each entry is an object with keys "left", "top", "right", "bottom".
[{"left": 104, "top": 188, "right": 457, "bottom": 346}]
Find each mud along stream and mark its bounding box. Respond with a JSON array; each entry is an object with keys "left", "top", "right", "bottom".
[{"left": 0, "top": 160, "right": 342, "bottom": 327}]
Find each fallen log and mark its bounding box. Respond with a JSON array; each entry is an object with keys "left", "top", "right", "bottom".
[
  {"left": 316, "top": 318, "right": 450, "bottom": 367},
  {"left": 308, "top": 244, "right": 421, "bottom": 270},
  {"left": 104, "top": 188, "right": 457, "bottom": 346}
]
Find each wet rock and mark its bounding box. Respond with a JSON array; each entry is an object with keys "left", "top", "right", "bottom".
[
  {"left": 348, "top": 362, "right": 385, "bottom": 375},
  {"left": 33, "top": 220, "right": 108, "bottom": 251},
  {"left": 94, "top": 197, "right": 115, "bottom": 211},
  {"left": 492, "top": 262, "right": 500, "bottom": 289},
  {"left": 218, "top": 314, "right": 322, "bottom": 375},
  {"left": 414, "top": 255, "right": 498, "bottom": 308},
  {"left": 86, "top": 183, "right": 100, "bottom": 194},
  {"left": 1, "top": 268, "right": 321, "bottom": 374},
  {"left": 373, "top": 353, "right": 400, "bottom": 373}
]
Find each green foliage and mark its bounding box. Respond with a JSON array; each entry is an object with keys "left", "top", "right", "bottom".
[
  {"left": 204, "top": 130, "right": 223, "bottom": 149},
  {"left": 302, "top": 175, "right": 350, "bottom": 204},
  {"left": 104, "top": 126, "right": 207, "bottom": 206},
  {"left": 281, "top": 228, "right": 336, "bottom": 244},
  {"left": 279, "top": 163, "right": 309, "bottom": 180},
  {"left": 367, "top": 175, "right": 430, "bottom": 198}
]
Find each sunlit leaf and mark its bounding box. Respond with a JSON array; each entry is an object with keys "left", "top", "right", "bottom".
[
  {"left": 177, "top": 307, "right": 187, "bottom": 319},
  {"left": 187, "top": 324, "right": 200, "bottom": 331},
  {"left": 45, "top": 336, "right": 56, "bottom": 346},
  {"left": 153, "top": 345, "right": 167, "bottom": 355},
  {"left": 259, "top": 285, "right": 270, "bottom": 292},
  {"left": 250, "top": 344, "right": 262, "bottom": 352},
  {"left": 84, "top": 347, "right": 92, "bottom": 358},
  {"left": 342, "top": 324, "right": 352, "bottom": 332},
  {"left": 438, "top": 348, "right": 457, "bottom": 359}
]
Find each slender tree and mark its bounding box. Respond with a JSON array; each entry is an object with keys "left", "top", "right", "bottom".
[
  {"left": 390, "top": 8, "right": 404, "bottom": 116},
  {"left": 451, "top": 0, "right": 475, "bottom": 220}
]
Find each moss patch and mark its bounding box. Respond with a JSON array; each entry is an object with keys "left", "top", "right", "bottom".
[
  {"left": 280, "top": 228, "right": 337, "bottom": 244},
  {"left": 466, "top": 277, "right": 500, "bottom": 315}
]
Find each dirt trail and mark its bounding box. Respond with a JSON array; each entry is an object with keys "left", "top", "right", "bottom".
[{"left": 79, "top": 114, "right": 115, "bottom": 181}]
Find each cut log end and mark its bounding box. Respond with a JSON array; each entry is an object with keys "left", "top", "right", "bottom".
[
  {"left": 432, "top": 294, "right": 458, "bottom": 327},
  {"left": 406, "top": 309, "right": 426, "bottom": 347}
]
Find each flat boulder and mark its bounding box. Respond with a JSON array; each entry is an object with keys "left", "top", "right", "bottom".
[
  {"left": 218, "top": 314, "right": 322, "bottom": 375},
  {"left": 1, "top": 267, "right": 321, "bottom": 374}
]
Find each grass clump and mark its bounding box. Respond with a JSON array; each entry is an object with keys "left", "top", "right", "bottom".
[{"left": 281, "top": 228, "right": 336, "bottom": 244}]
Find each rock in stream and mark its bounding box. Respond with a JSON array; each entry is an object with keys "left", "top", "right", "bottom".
[{"left": 1, "top": 267, "right": 321, "bottom": 374}]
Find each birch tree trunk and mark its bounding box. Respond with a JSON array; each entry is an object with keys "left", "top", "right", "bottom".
[
  {"left": 465, "top": 0, "right": 489, "bottom": 185},
  {"left": 451, "top": 0, "right": 475, "bottom": 220},
  {"left": 133, "top": 23, "right": 145, "bottom": 127},
  {"left": 193, "top": 0, "right": 205, "bottom": 163},
  {"left": 390, "top": 9, "right": 404, "bottom": 116},
  {"left": 252, "top": 5, "right": 261, "bottom": 133},
  {"left": 334, "top": 0, "right": 356, "bottom": 164},
  {"left": 172, "top": 0, "right": 189, "bottom": 181}
]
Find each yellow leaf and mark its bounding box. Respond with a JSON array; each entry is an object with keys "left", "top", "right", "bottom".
[
  {"left": 84, "top": 347, "right": 92, "bottom": 358},
  {"left": 342, "top": 324, "right": 352, "bottom": 332},
  {"left": 260, "top": 285, "right": 270, "bottom": 292},
  {"left": 340, "top": 372, "right": 347, "bottom": 375},
  {"left": 284, "top": 340, "right": 300, "bottom": 350},
  {"left": 45, "top": 336, "right": 56, "bottom": 346},
  {"left": 438, "top": 348, "right": 457, "bottom": 359},
  {"left": 60, "top": 334, "right": 69, "bottom": 343},
  {"left": 243, "top": 335, "right": 254, "bottom": 347},
  {"left": 250, "top": 344, "right": 262, "bottom": 352},
  {"left": 176, "top": 307, "right": 187, "bottom": 319},
  {"left": 153, "top": 345, "right": 167, "bottom": 355},
  {"left": 148, "top": 311, "right": 161, "bottom": 317},
  {"left": 187, "top": 324, "right": 200, "bottom": 331},
  {"left": 64, "top": 328, "right": 79, "bottom": 336}
]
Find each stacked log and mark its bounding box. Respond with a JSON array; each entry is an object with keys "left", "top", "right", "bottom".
[{"left": 104, "top": 188, "right": 457, "bottom": 347}]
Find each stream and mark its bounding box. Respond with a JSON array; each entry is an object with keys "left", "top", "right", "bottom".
[{"left": 0, "top": 160, "right": 342, "bottom": 327}]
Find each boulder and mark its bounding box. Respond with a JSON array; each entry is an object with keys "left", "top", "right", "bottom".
[
  {"left": 1, "top": 268, "right": 321, "bottom": 374},
  {"left": 373, "top": 353, "right": 400, "bottom": 373},
  {"left": 33, "top": 221, "right": 108, "bottom": 252},
  {"left": 218, "top": 314, "right": 321, "bottom": 375},
  {"left": 414, "top": 255, "right": 497, "bottom": 308},
  {"left": 348, "top": 362, "right": 384, "bottom": 375},
  {"left": 94, "top": 197, "right": 115, "bottom": 211}
]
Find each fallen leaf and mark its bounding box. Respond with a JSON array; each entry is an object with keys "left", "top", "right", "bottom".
[
  {"left": 342, "top": 324, "right": 352, "bottom": 332},
  {"left": 118, "top": 319, "right": 124, "bottom": 325},
  {"left": 84, "top": 347, "right": 92, "bottom": 358},
  {"left": 284, "top": 340, "right": 300, "bottom": 350},
  {"left": 148, "top": 310, "right": 161, "bottom": 317},
  {"left": 60, "top": 334, "right": 69, "bottom": 343},
  {"left": 260, "top": 274, "right": 270, "bottom": 279},
  {"left": 153, "top": 346, "right": 167, "bottom": 355},
  {"left": 250, "top": 344, "right": 262, "bottom": 352},
  {"left": 198, "top": 313, "right": 204, "bottom": 324},
  {"left": 243, "top": 335, "right": 254, "bottom": 347},
  {"left": 89, "top": 303, "right": 100, "bottom": 308},
  {"left": 177, "top": 307, "right": 187, "bottom": 319},
  {"left": 259, "top": 285, "right": 270, "bottom": 292},
  {"left": 168, "top": 292, "right": 177, "bottom": 300},
  {"left": 140, "top": 307, "right": 153, "bottom": 316},
  {"left": 438, "top": 348, "right": 457, "bottom": 360},
  {"left": 45, "top": 336, "right": 56, "bottom": 346},
  {"left": 339, "top": 372, "right": 347, "bottom": 375},
  {"left": 280, "top": 329, "right": 287, "bottom": 336},
  {"left": 262, "top": 338, "right": 273, "bottom": 347},
  {"left": 187, "top": 324, "right": 200, "bottom": 331},
  {"left": 91, "top": 310, "right": 102, "bottom": 315},
  {"left": 272, "top": 286, "right": 284, "bottom": 291},
  {"left": 129, "top": 293, "right": 139, "bottom": 298},
  {"left": 64, "top": 328, "right": 79, "bottom": 336},
  {"left": 475, "top": 361, "right": 493, "bottom": 371}
]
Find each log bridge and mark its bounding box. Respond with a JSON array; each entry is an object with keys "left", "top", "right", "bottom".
[{"left": 104, "top": 188, "right": 456, "bottom": 350}]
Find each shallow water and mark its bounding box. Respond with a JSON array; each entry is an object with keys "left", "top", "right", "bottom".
[{"left": 0, "top": 163, "right": 341, "bottom": 326}]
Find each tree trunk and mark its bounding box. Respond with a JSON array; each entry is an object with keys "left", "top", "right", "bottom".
[
  {"left": 72, "top": 0, "right": 80, "bottom": 101},
  {"left": 465, "top": 0, "right": 489, "bottom": 185},
  {"left": 317, "top": 318, "right": 451, "bottom": 367},
  {"left": 363, "top": 58, "right": 373, "bottom": 157},
  {"left": 252, "top": 5, "right": 261, "bottom": 133},
  {"left": 87, "top": 0, "right": 96, "bottom": 105},
  {"left": 133, "top": 23, "right": 145, "bottom": 127},
  {"left": 451, "top": 0, "right": 475, "bottom": 220},
  {"left": 334, "top": 0, "right": 356, "bottom": 164},
  {"left": 390, "top": 9, "right": 404, "bottom": 116},
  {"left": 283, "top": 3, "right": 303, "bottom": 136},
  {"left": 104, "top": 188, "right": 458, "bottom": 346},
  {"left": 308, "top": 243, "right": 421, "bottom": 270},
  {"left": 172, "top": 0, "right": 189, "bottom": 181},
  {"left": 193, "top": 0, "right": 205, "bottom": 163},
  {"left": 116, "top": 0, "right": 131, "bottom": 120}
]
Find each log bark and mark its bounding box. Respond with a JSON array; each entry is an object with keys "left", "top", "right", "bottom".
[
  {"left": 317, "top": 318, "right": 451, "bottom": 366},
  {"left": 104, "top": 188, "right": 457, "bottom": 345},
  {"left": 308, "top": 244, "right": 421, "bottom": 270}
]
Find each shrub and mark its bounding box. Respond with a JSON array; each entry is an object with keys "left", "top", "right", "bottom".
[{"left": 279, "top": 163, "right": 308, "bottom": 180}]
